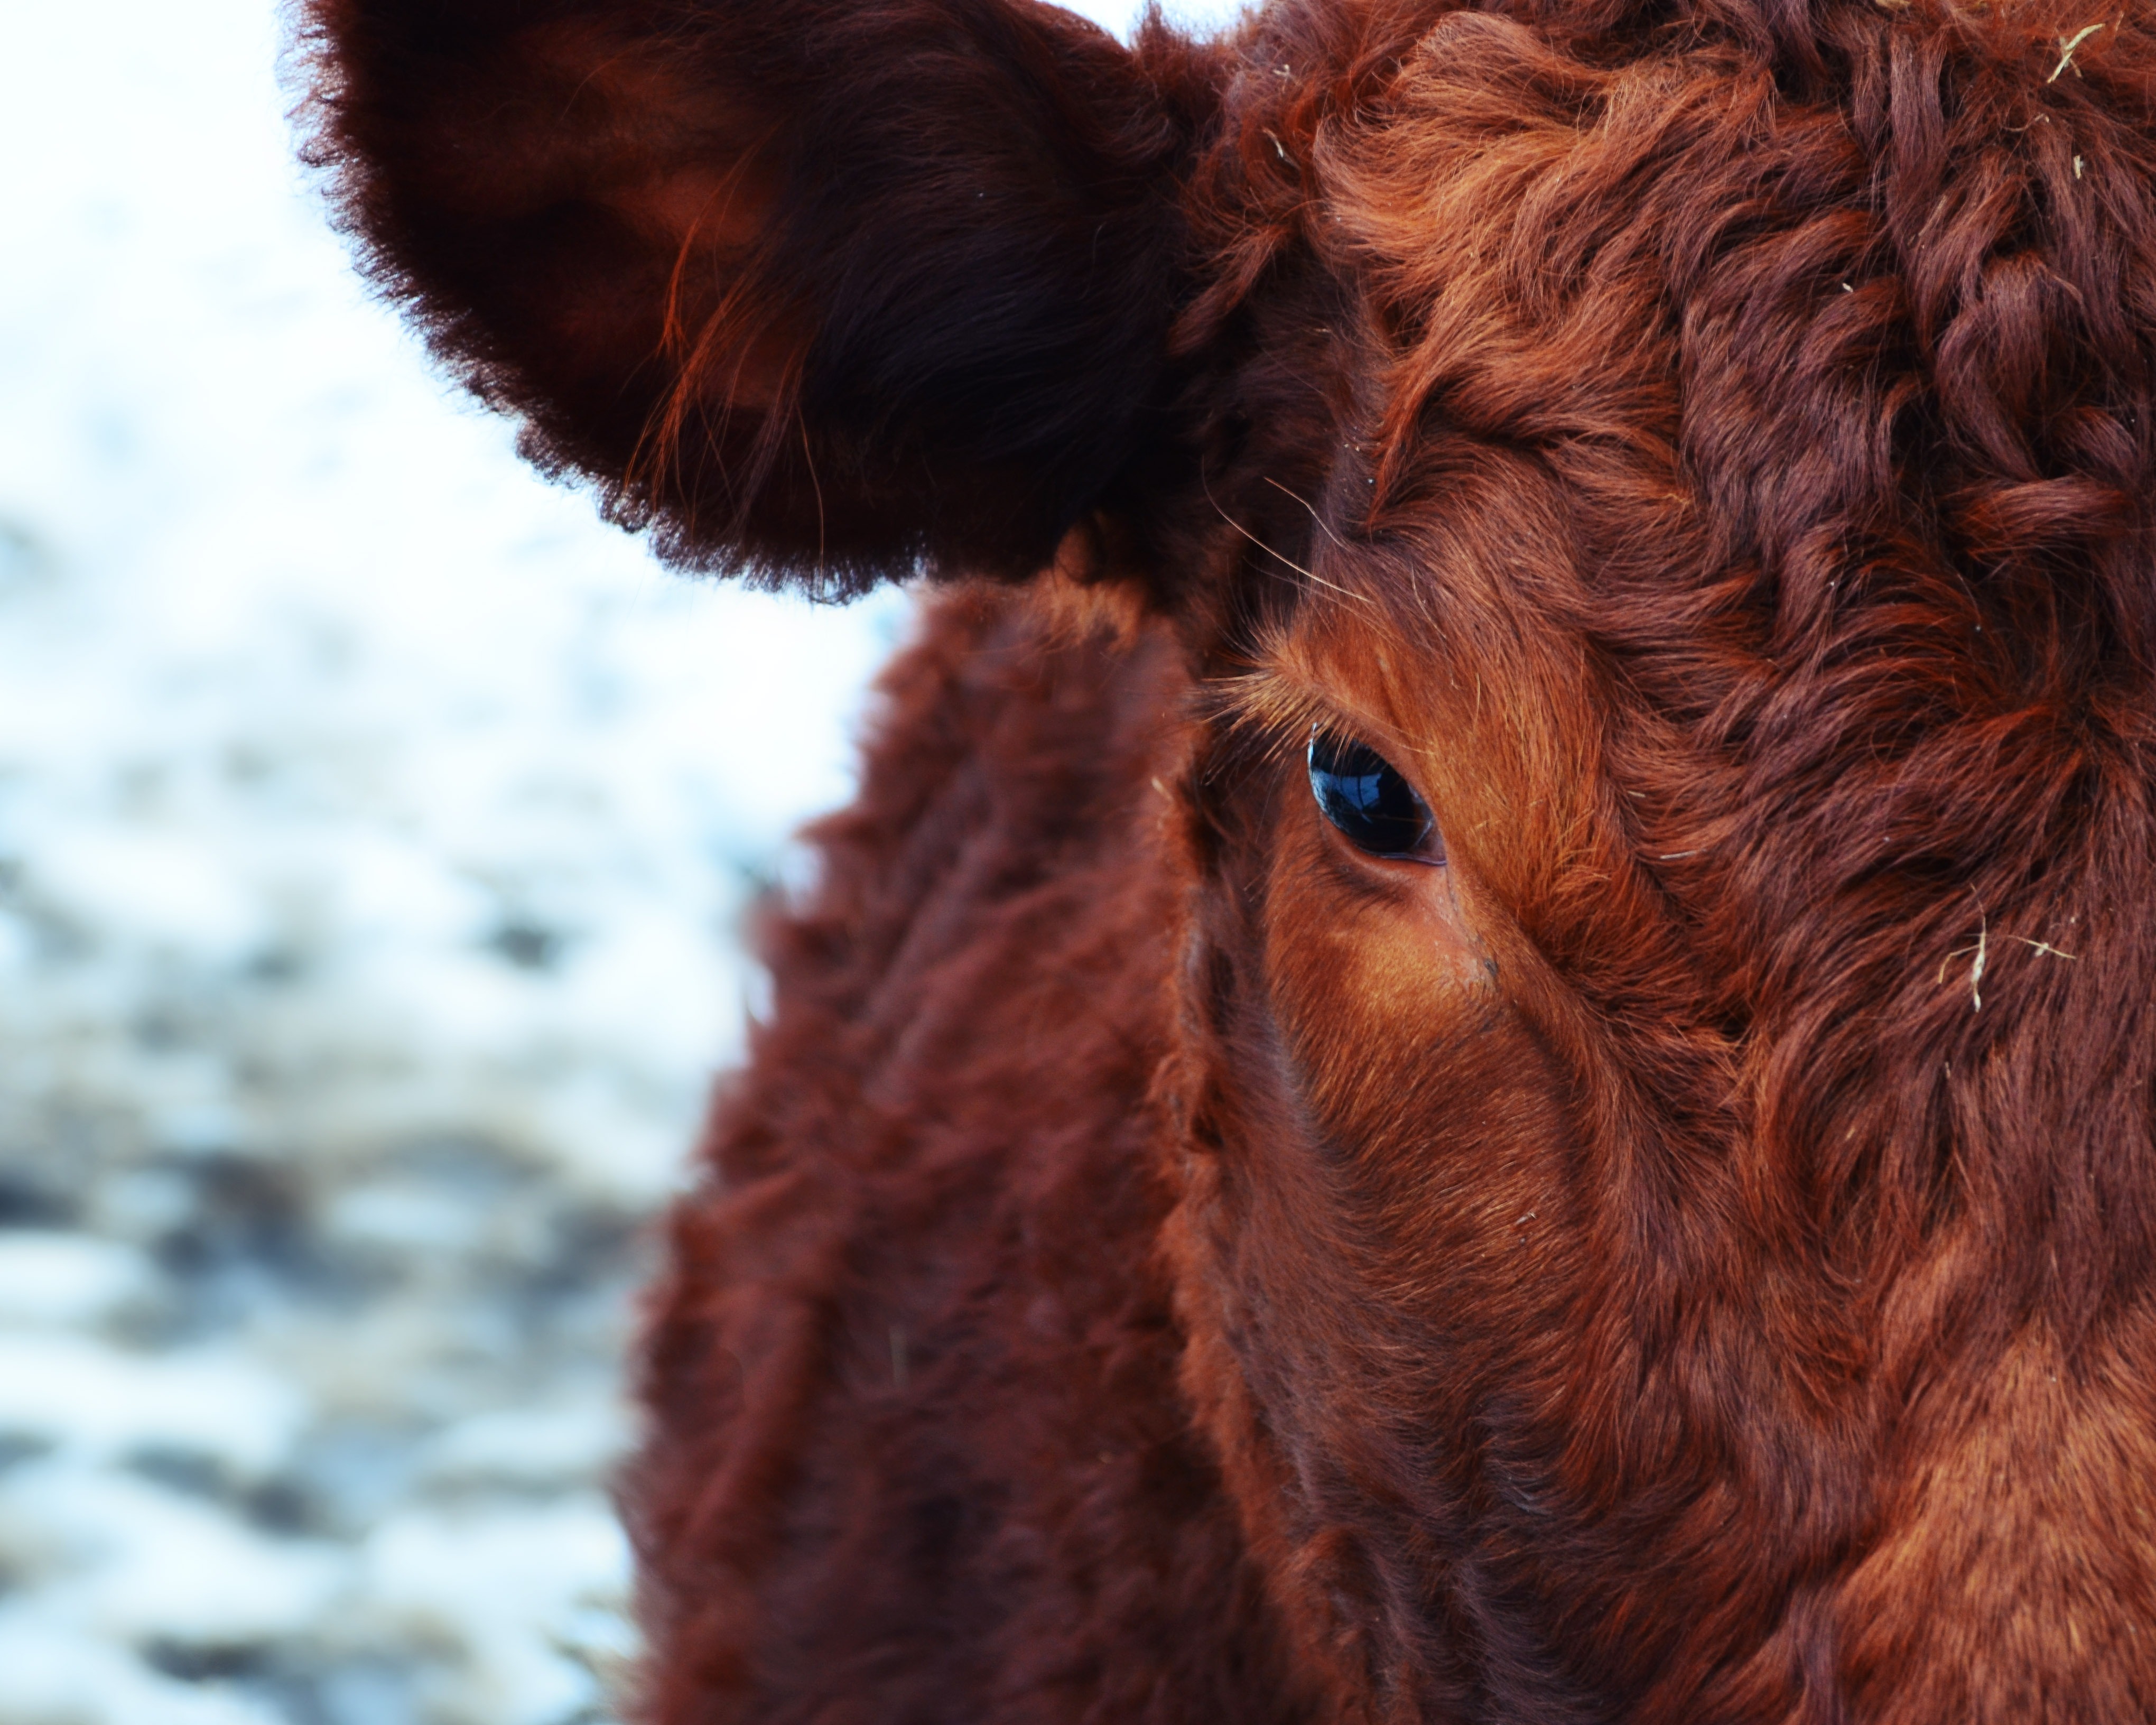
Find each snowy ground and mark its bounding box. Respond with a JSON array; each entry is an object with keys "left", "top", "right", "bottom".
[{"left": 0, "top": 1, "right": 1235, "bottom": 1721}]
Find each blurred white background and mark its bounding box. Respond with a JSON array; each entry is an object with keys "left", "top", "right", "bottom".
[{"left": 0, "top": 1, "right": 1240, "bottom": 1721}]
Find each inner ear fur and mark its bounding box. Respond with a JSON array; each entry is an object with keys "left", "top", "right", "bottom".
[{"left": 297, "top": 0, "right": 1221, "bottom": 592}]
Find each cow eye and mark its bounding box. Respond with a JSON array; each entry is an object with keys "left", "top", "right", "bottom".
[{"left": 1307, "top": 730, "right": 1443, "bottom": 862}]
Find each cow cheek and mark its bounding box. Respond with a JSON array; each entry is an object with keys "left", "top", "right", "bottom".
[
  {"left": 1262, "top": 839, "right": 1583, "bottom": 1335},
  {"left": 1230, "top": 816, "right": 1593, "bottom": 1603},
  {"left": 1173, "top": 815, "right": 1595, "bottom": 1690}
]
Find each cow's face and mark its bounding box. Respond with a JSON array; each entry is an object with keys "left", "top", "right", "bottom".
[
  {"left": 304, "top": 0, "right": 2156, "bottom": 1714},
  {"left": 1161, "top": 5, "right": 2156, "bottom": 1717}
]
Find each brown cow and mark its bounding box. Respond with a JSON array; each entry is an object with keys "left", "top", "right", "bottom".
[{"left": 297, "top": 0, "right": 2156, "bottom": 1717}]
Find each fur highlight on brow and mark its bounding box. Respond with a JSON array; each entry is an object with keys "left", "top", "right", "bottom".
[{"left": 1204, "top": 663, "right": 1348, "bottom": 776}]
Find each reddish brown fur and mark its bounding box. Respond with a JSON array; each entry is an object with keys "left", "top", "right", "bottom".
[{"left": 298, "top": 0, "right": 2156, "bottom": 1717}]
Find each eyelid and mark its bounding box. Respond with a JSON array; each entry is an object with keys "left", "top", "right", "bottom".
[
  {"left": 1220, "top": 665, "right": 1370, "bottom": 749},
  {"left": 1220, "top": 668, "right": 1425, "bottom": 786}
]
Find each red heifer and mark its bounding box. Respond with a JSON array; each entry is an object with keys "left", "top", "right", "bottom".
[{"left": 298, "top": 0, "right": 2156, "bottom": 1717}]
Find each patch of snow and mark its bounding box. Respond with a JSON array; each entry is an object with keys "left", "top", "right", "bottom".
[
  {"left": 0, "top": 1339, "right": 303, "bottom": 1476},
  {"left": 0, "top": 1236, "right": 152, "bottom": 1328},
  {"left": 419, "top": 1405, "right": 634, "bottom": 1490},
  {"left": 0, "top": 1461, "right": 345, "bottom": 1645},
  {"left": 356, "top": 1498, "right": 631, "bottom": 1725},
  {"left": 0, "top": 1612, "right": 288, "bottom": 1725}
]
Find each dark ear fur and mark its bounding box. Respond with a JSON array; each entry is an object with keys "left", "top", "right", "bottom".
[{"left": 295, "top": 0, "right": 1219, "bottom": 592}]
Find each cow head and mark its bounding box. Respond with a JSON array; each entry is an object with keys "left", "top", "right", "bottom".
[{"left": 299, "top": 0, "right": 2156, "bottom": 1715}]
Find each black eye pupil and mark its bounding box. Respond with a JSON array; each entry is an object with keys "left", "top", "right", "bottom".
[{"left": 1307, "top": 731, "right": 1441, "bottom": 861}]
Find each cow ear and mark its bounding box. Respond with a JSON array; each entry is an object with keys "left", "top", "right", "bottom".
[{"left": 296, "top": 0, "right": 1218, "bottom": 594}]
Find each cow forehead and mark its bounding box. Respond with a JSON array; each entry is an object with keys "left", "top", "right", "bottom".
[
  {"left": 1285, "top": 2, "right": 2149, "bottom": 576},
  {"left": 1241, "top": 1, "right": 2156, "bottom": 782},
  {"left": 1193, "top": 0, "right": 2156, "bottom": 1107}
]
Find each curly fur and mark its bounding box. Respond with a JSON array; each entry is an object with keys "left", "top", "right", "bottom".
[{"left": 297, "top": 0, "right": 2156, "bottom": 1717}]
